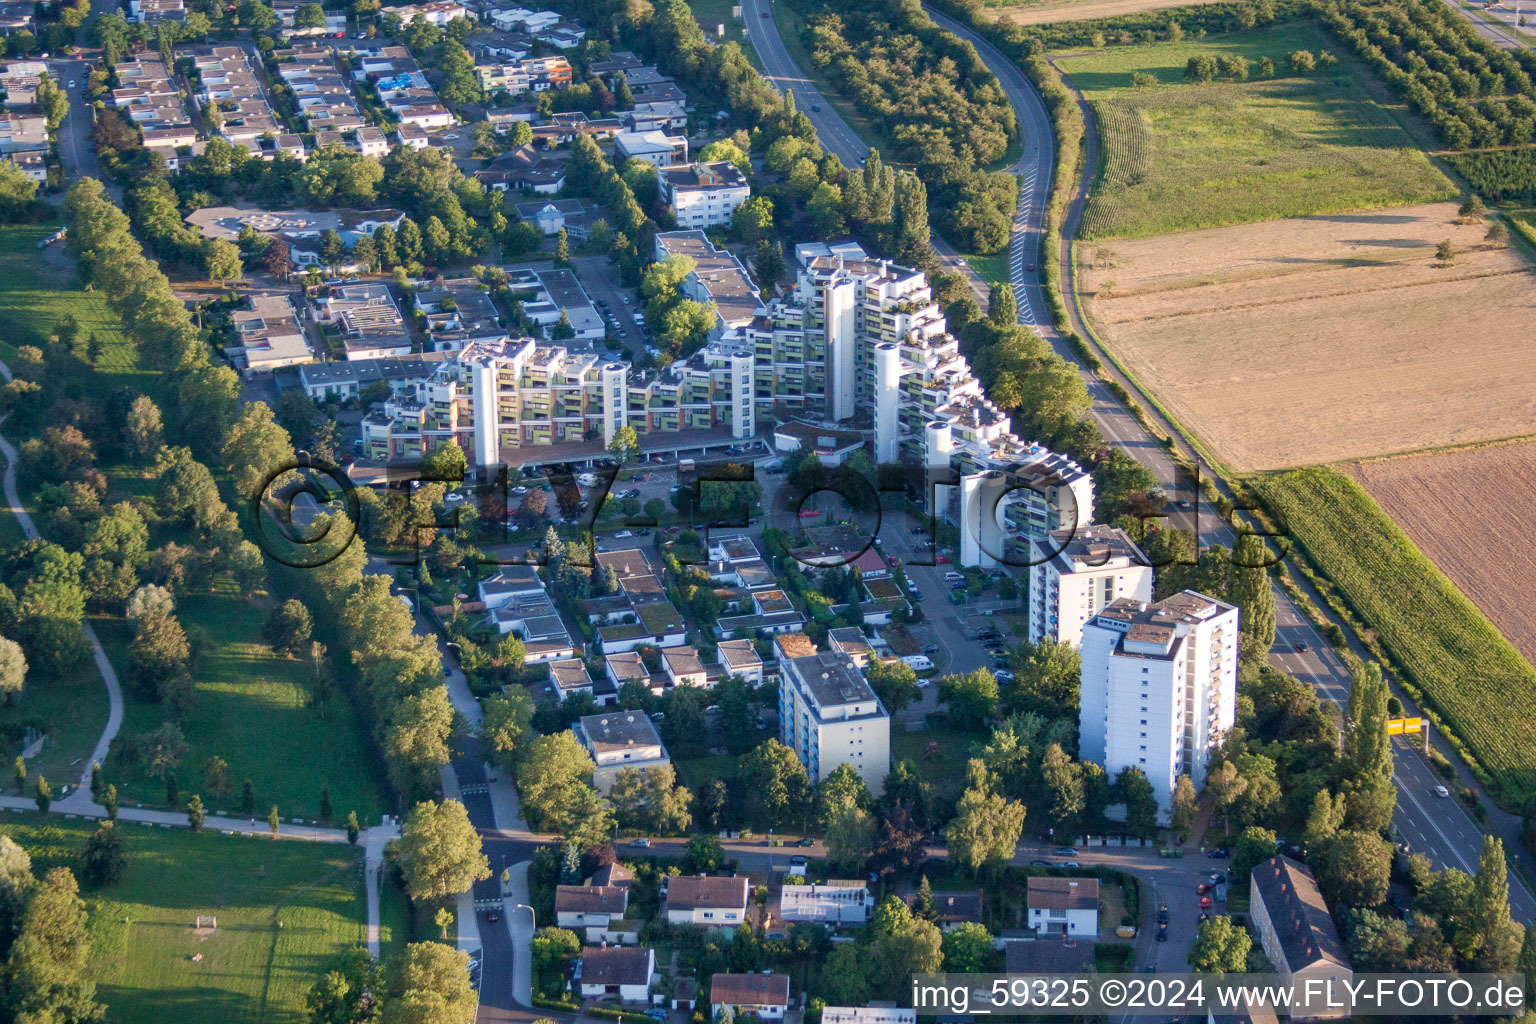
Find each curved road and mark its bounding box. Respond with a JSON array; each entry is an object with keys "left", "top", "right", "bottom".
[
  {"left": 740, "top": 0, "right": 992, "bottom": 307},
  {"left": 741, "top": 0, "right": 1536, "bottom": 922},
  {"left": 928, "top": 12, "right": 1536, "bottom": 921}
]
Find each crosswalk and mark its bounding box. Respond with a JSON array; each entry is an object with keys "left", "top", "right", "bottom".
[
  {"left": 1008, "top": 167, "right": 1044, "bottom": 335},
  {"left": 459, "top": 783, "right": 489, "bottom": 795}
]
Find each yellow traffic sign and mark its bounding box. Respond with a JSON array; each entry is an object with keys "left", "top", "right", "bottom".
[{"left": 1387, "top": 717, "right": 1424, "bottom": 735}]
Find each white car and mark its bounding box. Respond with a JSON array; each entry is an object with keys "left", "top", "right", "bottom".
[
  {"left": 443, "top": 492, "right": 466, "bottom": 504},
  {"left": 613, "top": 530, "right": 634, "bottom": 539},
  {"left": 1435, "top": 785, "right": 1451, "bottom": 798},
  {"left": 67, "top": 80, "right": 76, "bottom": 89}
]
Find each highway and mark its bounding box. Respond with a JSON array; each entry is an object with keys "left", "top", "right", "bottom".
[{"left": 740, "top": 0, "right": 1536, "bottom": 923}]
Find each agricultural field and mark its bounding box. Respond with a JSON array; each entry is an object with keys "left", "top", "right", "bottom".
[
  {"left": 1349, "top": 443, "right": 1536, "bottom": 669},
  {"left": 1252, "top": 468, "right": 1536, "bottom": 806},
  {"left": 0, "top": 812, "right": 365, "bottom": 1024},
  {"left": 99, "top": 583, "right": 387, "bottom": 823},
  {"left": 1056, "top": 23, "right": 1454, "bottom": 239},
  {"left": 980, "top": 0, "right": 1231, "bottom": 26},
  {"left": 1080, "top": 202, "right": 1536, "bottom": 471}
]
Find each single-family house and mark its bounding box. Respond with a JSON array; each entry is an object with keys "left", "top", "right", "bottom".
[
  {"left": 1027, "top": 876, "right": 1098, "bottom": 936},
  {"left": 710, "top": 973, "right": 790, "bottom": 1022},
  {"left": 664, "top": 875, "right": 749, "bottom": 928}
]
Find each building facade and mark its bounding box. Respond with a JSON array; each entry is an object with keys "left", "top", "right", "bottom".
[
  {"left": 1078, "top": 591, "right": 1239, "bottom": 821},
  {"left": 1028, "top": 525, "right": 1154, "bottom": 648},
  {"left": 779, "top": 651, "right": 890, "bottom": 795}
]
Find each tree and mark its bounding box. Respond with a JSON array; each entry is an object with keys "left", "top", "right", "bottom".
[
  {"left": 34, "top": 775, "right": 49, "bottom": 813},
  {"left": 1117, "top": 765, "right": 1159, "bottom": 838},
  {"left": 127, "top": 609, "right": 190, "bottom": 702},
  {"left": 306, "top": 947, "right": 378, "bottom": 1024},
  {"left": 186, "top": 793, "right": 205, "bottom": 832},
  {"left": 1288, "top": 49, "right": 1316, "bottom": 72},
  {"left": 1486, "top": 221, "right": 1509, "bottom": 245},
  {"left": 516, "top": 732, "right": 607, "bottom": 839},
  {"left": 11, "top": 756, "right": 22, "bottom": 794},
  {"left": 807, "top": 182, "right": 846, "bottom": 236},
  {"left": 422, "top": 440, "right": 467, "bottom": 487},
  {"left": 204, "top": 239, "right": 243, "bottom": 284},
  {"left": 269, "top": 805, "right": 281, "bottom": 839},
  {"left": 103, "top": 784, "right": 117, "bottom": 820},
  {"left": 823, "top": 794, "right": 875, "bottom": 872},
  {"left": 1041, "top": 743, "right": 1084, "bottom": 835},
  {"left": 864, "top": 659, "right": 920, "bottom": 716},
  {"left": 530, "top": 925, "right": 581, "bottom": 980},
  {"left": 740, "top": 739, "right": 811, "bottom": 829},
  {"left": 385, "top": 688, "right": 456, "bottom": 798},
  {"left": 937, "top": 668, "right": 998, "bottom": 730},
  {"left": 3, "top": 867, "right": 105, "bottom": 1023},
  {"left": 480, "top": 688, "right": 535, "bottom": 774},
  {"left": 221, "top": 402, "right": 295, "bottom": 501},
  {"left": 394, "top": 799, "right": 490, "bottom": 905},
  {"left": 263, "top": 237, "right": 293, "bottom": 280},
  {"left": 81, "top": 821, "right": 126, "bottom": 886},
  {"left": 1473, "top": 835, "right": 1522, "bottom": 972},
  {"left": 382, "top": 942, "right": 476, "bottom": 1024},
  {"left": 262, "top": 599, "right": 314, "bottom": 657},
  {"left": 124, "top": 395, "right": 164, "bottom": 463},
  {"left": 1190, "top": 915, "right": 1251, "bottom": 973},
  {"left": 817, "top": 942, "right": 869, "bottom": 1006},
  {"left": 347, "top": 812, "right": 361, "bottom": 845},
  {"left": 607, "top": 425, "right": 640, "bottom": 465},
  {"left": 1315, "top": 829, "right": 1392, "bottom": 909},
  {"left": 947, "top": 759, "right": 1025, "bottom": 873},
  {"left": 988, "top": 282, "right": 1017, "bottom": 327},
  {"left": 554, "top": 228, "right": 570, "bottom": 267},
  {"left": 941, "top": 921, "right": 995, "bottom": 973},
  {"left": 1436, "top": 238, "right": 1456, "bottom": 264},
  {"left": 0, "top": 637, "right": 24, "bottom": 703},
  {"left": 1229, "top": 532, "right": 1275, "bottom": 660},
  {"left": 295, "top": 1, "right": 326, "bottom": 27},
  {"left": 684, "top": 834, "right": 725, "bottom": 874},
  {"left": 1170, "top": 775, "right": 1198, "bottom": 839},
  {"left": 866, "top": 895, "right": 943, "bottom": 1001}
]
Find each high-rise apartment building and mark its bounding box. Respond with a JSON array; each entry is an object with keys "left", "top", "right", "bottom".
[{"left": 1078, "top": 591, "right": 1239, "bottom": 821}]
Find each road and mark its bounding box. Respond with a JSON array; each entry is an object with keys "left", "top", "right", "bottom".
[
  {"left": 1437, "top": 0, "right": 1532, "bottom": 47},
  {"left": 739, "top": 0, "right": 991, "bottom": 307},
  {"left": 743, "top": 0, "right": 1536, "bottom": 923}
]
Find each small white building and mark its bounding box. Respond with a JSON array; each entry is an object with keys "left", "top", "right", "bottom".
[
  {"left": 476, "top": 565, "right": 545, "bottom": 608},
  {"left": 664, "top": 875, "right": 749, "bottom": 928},
  {"left": 1027, "top": 876, "right": 1098, "bottom": 936},
  {"left": 614, "top": 129, "right": 687, "bottom": 169},
  {"left": 662, "top": 646, "right": 708, "bottom": 688},
  {"left": 779, "top": 881, "right": 870, "bottom": 924},
  {"left": 716, "top": 639, "right": 763, "bottom": 685},
  {"left": 575, "top": 712, "right": 670, "bottom": 795},
  {"left": 555, "top": 884, "right": 630, "bottom": 941},
  {"left": 659, "top": 161, "right": 750, "bottom": 229},
  {"left": 578, "top": 945, "right": 654, "bottom": 1003},
  {"left": 710, "top": 973, "right": 790, "bottom": 1022}
]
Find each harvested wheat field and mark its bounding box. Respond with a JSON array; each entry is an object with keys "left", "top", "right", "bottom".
[
  {"left": 1081, "top": 202, "right": 1536, "bottom": 471},
  {"left": 983, "top": 0, "right": 1230, "bottom": 26},
  {"left": 1349, "top": 442, "right": 1536, "bottom": 669}
]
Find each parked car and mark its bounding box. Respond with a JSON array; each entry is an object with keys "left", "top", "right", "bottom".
[
  {"left": 1207, "top": 847, "right": 1230, "bottom": 859},
  {"left": 1197, "top": 883, "right": 1213, "bottom": 894},
  {"left": 1199, "top": 895, "right": 1212, "bottom": 909},
  {"left": 1208, "top": 872, "right": 1226, "bottom": 885},
  {"left": 1215, "top": 884, "right": 1228, "bottom": 902},
  {"left": 789, "top": 855, "right": 808, "bottom": 870},
  {"left": 995, "top": 669, "right": 1015, "bottom": 682},
  {"left": 795, "top": 838, "right": 815, "bottom": 847},
  {"left": 1054, "top": 847, "right": 1077, "bottom": 857},
  {"left": 629, "top": 838, "right": 652, "bottom": 848},
  {"left": 1157, "top": 924, "right": 1168, "bottom": 941}
]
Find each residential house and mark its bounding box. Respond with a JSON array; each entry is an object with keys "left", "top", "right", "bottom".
[
  {"left": 555, "top": 884, "right": 631, "bottom": 942},
  {"left": 716, "top": 639, "right": 762, "bottom": 685},
  {"left": 664, "top": 875, "right": 749, "bottom": 928},
  {"left": 548, "top": 658, "right": 595, "bottom": 702},
  {"left": 710, "top": 974, "right": 790, "bottom": 1022},
  {"left": 1249, "top": 856, "right": 1351, "bottom": 1019},
  {"left": 779, "top": 650, "right": 890, "bottom": 795},
  {"left": 1027, "top": 877, "right": 1099, "bottom": 936},
  {"left": 575, "top": 712, "right": 670, "bottom": 794},
  {"left": 778, "top": 881, "right": 870, "bottom": 924},
  {"left": 578, "top": 945, "right": 654, "bottom": 1003},
  {"left": 660, "top": 161, "right": 749, "bottom": 229},
  {"left": 614, "top": 129, "right": 686, "bottom": 168},
  {"left": 662, "top": 646, "right": 707, "bottom": 688}
]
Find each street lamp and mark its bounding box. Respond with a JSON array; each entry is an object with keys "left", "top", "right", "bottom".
[{"left": 514, "top": 903, "right": 536, "bottom": 931}]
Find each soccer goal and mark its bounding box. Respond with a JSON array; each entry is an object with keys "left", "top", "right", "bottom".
[{"left": 194, "top": 915, "right": 217, "bottom": 933}]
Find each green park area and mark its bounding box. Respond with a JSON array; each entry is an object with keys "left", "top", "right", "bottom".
[
  {"left": 97, "top": 581, "right": 387, "bottom": 823},
  {"left": 1057, "top": 22, "right": 1454, "bottom": 239},
  {"left": 0, "top": 812, "right": 365, "bottom": 1024}
]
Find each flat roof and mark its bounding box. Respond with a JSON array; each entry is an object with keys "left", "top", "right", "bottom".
[{"left": 577, "top": 712, "right": 664, "bottom": 754}]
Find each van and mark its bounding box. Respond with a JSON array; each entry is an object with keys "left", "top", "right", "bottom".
[
  {"left": 901, "top": 654, "right": 933, "bottom": 672},
  {"left": 576, "top": 473, "right": 597, "bottom": 487}
]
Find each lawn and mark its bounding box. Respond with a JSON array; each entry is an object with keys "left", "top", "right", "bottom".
[
  {"left": 0, "top": 811, "right": 365, "bottom": 1024},
  {"left": 98, "top": 581, "right": 387, "bottom": 823},
  {"left": 0, "top": 225, "right": 161, "bottom": 404},
  {"left": 891, "top": 724, "right": 987, "bottom": 801},
  {"left": 1250, "top": 468, "right": 1536, "bottom": 808},
  {"left": 1056, "top": 22, "right": 1455, "bottom": 240},
  {"left": 688, "top": 0, "right": 763, "bottom": 69},
  {"left": 962, "top": 249, "right": 1013, "bottom": 291},
  {"left": 0, "top": 658, "right": 110, "bottom": 791}
]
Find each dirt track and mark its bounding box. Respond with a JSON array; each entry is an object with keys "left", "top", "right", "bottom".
[
  {"left": 1350, "top": 442, "right": 1536, "bottom": 669},
  {"left": 984, "top": 0, "right": 1231, "bottom": 26},
  {"left": 1081, "top": 202, "right": 1536, "bottom": 471}
]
